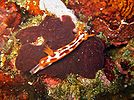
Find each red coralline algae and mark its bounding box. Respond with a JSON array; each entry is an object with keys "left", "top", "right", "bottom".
[
  {"left": 103, "top": 58, "right": 116, "bottom": 81},
  {"left": 25, "top": 0, "right": 44, "bottom": 15},
  {"left": 0, "top": 2, "right": 22, "bottom": 50},
  {"left": 66, "top": 0, "right": 134, "bottom": 44},
  {"left": 92, "top": 18, "right": 134, "bottom": 44}
]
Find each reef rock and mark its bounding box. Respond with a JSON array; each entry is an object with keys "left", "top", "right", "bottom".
[
  {"left": 0, "top": 2, "right": 22, "bottom": 50},
  {"left": 66, "top": 0, "right": 134, "bottom": 44},
  {"left": 16, "top": 16, "right": 104, "bottom": 79}
]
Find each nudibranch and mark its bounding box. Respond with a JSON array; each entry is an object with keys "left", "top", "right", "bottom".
[{"left": 30, "top": 22, "right": 95, "bottom": 74}]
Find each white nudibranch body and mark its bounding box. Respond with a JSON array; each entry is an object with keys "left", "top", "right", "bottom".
[{"left": 39, "top": 0, "right": 78, "bottom": 24}]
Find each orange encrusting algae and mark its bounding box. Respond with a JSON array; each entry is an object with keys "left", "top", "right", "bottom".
[{"left": 26, "top": 0, "right": 44, "bottom": 15}]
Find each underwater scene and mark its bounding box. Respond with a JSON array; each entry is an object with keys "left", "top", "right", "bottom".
[{"left": 0, "top": 0, "right": 134, "bottom": 99}]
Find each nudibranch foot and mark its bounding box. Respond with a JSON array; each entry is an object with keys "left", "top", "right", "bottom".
[
  {"left": 30, "top": 64, "right": 41, "bottom": 74},
  {"left": 30, "top": 62, "right": 52, "bottom": 74}
]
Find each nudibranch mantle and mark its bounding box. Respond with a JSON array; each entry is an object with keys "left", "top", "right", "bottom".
[{"left": 30, "top": 30, "right": 94, "bottom": 74}]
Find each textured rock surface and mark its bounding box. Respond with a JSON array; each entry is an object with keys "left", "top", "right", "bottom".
[
  {"left": 92, "top": 18, "right": 134, "bottom": 43},
  {"left": 16, "top": 16, "right": 104, "bottom": 79},
  {"left": 66, "top": 0, "right": 134, "bottom": 43},
  {"left": 0, "top": 2, "right": 22, "bottom": 50}
]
